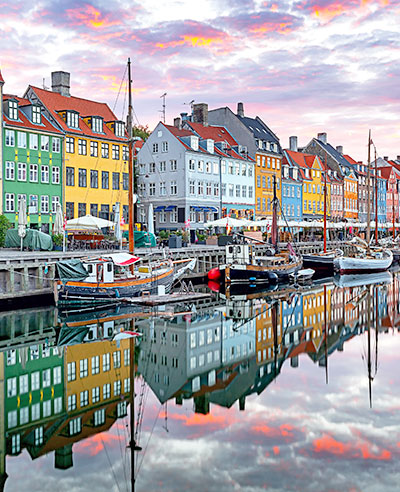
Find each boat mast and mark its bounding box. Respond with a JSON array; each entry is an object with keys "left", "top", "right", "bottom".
[
  {"left": 323, "top": 154, "right": 327, "bottom": 253},
  {"left": 324, "top": 284, "right": 328, "bottom": 384},
  {"left": 271, "top": 174, "right": 278, "bottom": 251},
  {"left": 393, "top": 173, "right": 396, "bottom": 240},
  {"left": 374, "top": 147, "right": 378, "bottom": 244},
  {"left": 127, "top": 58, "right": 135, "bottom": 254},
  {"left": 130, "top": 335, "right": 135, "bottom": 492},
  {"left": 366, "top": 130, "right": 371, "bottom": 247},
  {"left": 367, "top": 286, "right": 372, "bottom": 409}
]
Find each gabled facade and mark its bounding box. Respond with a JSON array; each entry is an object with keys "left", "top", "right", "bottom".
[
  {"left": 343, "top": 168, "right": 358, "bottom": 220},
  {"left": 378, "top": 163, "right": 400, "bottom": 226},
  {"left": 2, "top": 92, "right": 63, "bottom": 232},
  {"left": 282, "top": 150, "right": 303, "bottom": 220},
  {"left": 254, "top": 151, "right": 282, "bottom": 219},
  {"left": 184, "top": 121, "right": 255, "bottom": 219},
  {"left": 136, "top": 122, "right": 221, "bottom": 232},
  {"left": 25, "top": 71, "right": 129, "bottom": 224},
  {"left": 302, "top": 132, "right": 352, "bottom": 176}
]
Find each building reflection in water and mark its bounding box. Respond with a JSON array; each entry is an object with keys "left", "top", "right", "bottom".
[{"left": 0, "top": 272, "right": 399, "bottom": 488}]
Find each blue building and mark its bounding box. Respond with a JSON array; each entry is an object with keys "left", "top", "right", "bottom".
[{"left": 281, "top": 150, "right": 303, "bottom": 221}]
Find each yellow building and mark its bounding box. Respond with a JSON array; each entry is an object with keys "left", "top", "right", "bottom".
[
  {"left": 343, "top": 168, "right": 358, "bottom": 220},
  {"left": 27, "top": 75, "right": 129, "bottom": 224},
  {"left": 254, "top": 152, "right": 282, "bottom": 219},
  {"left": 255, "top": 302, "right": 282, "bottom": 365},
  {"left": 65, "top": 338, "right": 131, "bottom": 416},
  {"left": 302, "top": 286, "right": 332, "bottom": 351}
]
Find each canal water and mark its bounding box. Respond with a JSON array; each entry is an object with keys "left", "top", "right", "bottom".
[{"left": 1, "top": 273, "right": 399, "bottom": 492}]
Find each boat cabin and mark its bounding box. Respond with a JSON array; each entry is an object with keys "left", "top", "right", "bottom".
[
  {"left": 226, "top": 244, "right": 254, "bottom": 265},
  {"left": 83, "top": 260, "right": 114, "bottom": 283}
]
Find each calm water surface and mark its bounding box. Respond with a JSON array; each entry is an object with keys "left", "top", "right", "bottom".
[{"left": 1, "top": 273, "right": 400, "bottom": 492}]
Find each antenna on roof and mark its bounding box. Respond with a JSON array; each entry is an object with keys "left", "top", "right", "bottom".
[
  {"left": 159, "top": 92, "right": 167, "bottom": 123},
  {"left": 42, "top": 78, "right": 49, "bottom": 90},
  {"left": 183, "top": 100, "right": 195, "bottom": 113}
]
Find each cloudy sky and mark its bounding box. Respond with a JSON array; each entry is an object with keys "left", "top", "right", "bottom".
[{"left": 1, "top": 0, "right": 399, "bottom": 161}]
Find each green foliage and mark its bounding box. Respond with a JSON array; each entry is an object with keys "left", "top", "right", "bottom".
[
  {"left": 0, "top": 215, "right": 11, "bottom": 247},
  {"left": 133, "top": 124, "right": 150, "bottom": 141},
  {"left": 158, "top": 230, "right": 169, "bottom": 240},
  {"left": 52, "top": 233, "right": 64, "bottom": 246}
]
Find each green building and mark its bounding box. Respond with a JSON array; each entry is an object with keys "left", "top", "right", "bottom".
[{"left": 2, "top": 91, "right": 63, "bottom": 233}]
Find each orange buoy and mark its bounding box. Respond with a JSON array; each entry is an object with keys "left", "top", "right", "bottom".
[{"left": 208, "top": 267, "right": 221, "bottom": 281}]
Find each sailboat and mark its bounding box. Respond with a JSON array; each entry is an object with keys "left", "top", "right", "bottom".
[
  {"left": 53, "top": 60, "right": 191, "bottom": 307},
  {"left": 302, "top": 155, "right": 343, "bottom": 276},
  {"left": 210, "top": 175, "right": 302, "bottom": 285},
  {"left": 334, "top": 131, "right": 393, "bottom": 275}
]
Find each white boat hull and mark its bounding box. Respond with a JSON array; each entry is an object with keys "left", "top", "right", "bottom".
[{"left": 334, "top": 250, "right": 393, "bottom": 274}]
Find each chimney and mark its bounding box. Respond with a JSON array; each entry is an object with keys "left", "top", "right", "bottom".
[
  {"left": 384, "top": 156, "right": 389, "bottom": 161},
  {"left": 317, "top": 132, "right": 327, "bottom": 144},
  {"left": 173, "top": 117, "right": 181, "bottom": 129},
  {"left": 397, "top": 156, "right": 400, "bottom": 161},
  {"left": 289, "top": 136, "right": 298, "bottom": 152},
  {"left": 237, "top": 102, "right": 244, "bottom": 117},
  {"left": 51, "top": 71, "right": 70, "bottom": 97},
  {"left": 192, "top": 103, "right": 208, "bottom": 126},
  {"left": 336, "top": 145, "right": 343, "bottom": 154}
]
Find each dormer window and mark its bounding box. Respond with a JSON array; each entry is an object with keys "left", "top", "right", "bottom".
[
  {"left": 66, "top": 111, "right": 79, "bottom": 129},
  {"left": 115, "top": 121, "right": 124, "bottom": 138},
  {"left": 92, "top": 117, "right": 103, "bottom": 133},
  {"left": 9, "top": 100, "right": 18, "bottom": 120},
  {"left": 32, "top": 106, "right": 41, "bottom": 124}
]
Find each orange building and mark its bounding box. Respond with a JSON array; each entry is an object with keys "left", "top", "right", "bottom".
[
  {"left": 343, "top": 168, "right": 358, "bottom": 220},
  {"left": 254, "top": 151, "right": 282, "bottom": 219}
]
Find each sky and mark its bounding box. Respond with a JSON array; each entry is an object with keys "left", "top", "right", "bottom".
[{"left": 0, "top": 0, "right": 399, "bottom": 162}]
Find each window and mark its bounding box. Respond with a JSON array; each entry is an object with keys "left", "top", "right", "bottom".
[
  {"left": 20, "top": 407, "right": 29, "bottom": 425},
  {"left": 198, "top": 181, "right": 204, "bottom": 194},
  {"left": 18, "top": 163, "right": 27, "bottom": 181},
  {"left": 112, "top": 145, "right": 119, "bottom": 159},
  {"left": 69, "top": 418, "right": 82, "bottom": 436},
  {"left": 54, "top": 397, "right": 62, "bottom": 414},
  {"left": 31, "top": 371, "right": 40, "bottom": 391},
  {"left": 198, "top": 160, "right": 204, "bottom": 172},
  {"left": 53, "top": 366, "right": 62, "bottom": 385},
  {"left": 170, "top": 181, "right": 177, "bottom": 195},
  {"left": 170, "top": 209, "right": 178, "bottom": 223},
  {"left": 94, "top": 409, "right": 106, "bottom": 427},
  {"left": 101, "top": 143, "right": 109, "bottom": 158},
  {"left": 52, "top": 137, "right": 60, "bottom": 153},
  {"left": 66, "top": 137, "right": 74, "bottom": 153},
  {"left": 78, "top": 168, "right": 87, "bottom": 187},
  {"left": 159, "top": 182, "right": 166, "bottom": 196},
  {"left": 152, "top": 143, "right": 158, "bottom": 153},
  {"left": 236, "top": 185, "right": 240, "bottom": 197},
  {"left": 162, "top": 141, "right": 168, "bottom": 152},
  {"left": 78, "top": 139, "right": 87, "bottom": 155},
  {"left": 116, "top": 122, "right": 125, "bottom": 138},
  {"left": 9, "top": 100, "right": 18, "bottom": 119},
  {"left": 68, "top": 394, "right": 77, "bottom": 411},
  {"left": 80, "top": 390, "right": 89, "bottom": 407},
  {"left": 66, "top": 111, "right": 79, "bottom": 128},
  {"left": 66, "top": 202, "right": 74, "bottom": 219},
  {"left": 20, "top": 374, "right": 28, "bottom": 394},
  {"left": 78, "top": 203, "right": 86, "bottom": 217},
  {"left": 170, "top": 159, "right": 177, "bottom": 171},
  {"left": 103, "top": 353, "right": 111, "bottom": 372},
  {"left": 41, "top": 135, "right": 49, "bottom": 151},
  {"left": 114, "top": 380, "right": 122, "bottom": 396},
  {"left": 113, "top": 351, "right": 121, "bottom": 368},
  {"left": 52, "top": 166, "right": 60, "bottom": 184},
  {"left": 122, "top": 145, "right": 128, "bottom": 161},
  {"left": 41, "top": 195, "right": 49, "bottom": 213},
  {"left": 123, "top": 173, "right": 129, "bottom": 190},
  {"left": 90, "top": 170, "right": 98, "bottom": 188},
  {"left": 206, "top": 162, "right": 211, "bottom": 173},
  {"left": 30, "top": 133, "right": 38, "bottom": 150},
  {"left": 5, "top": 161, "right": 15, "bottom": 180},
  {"left": 100, "top": 204, "right": 109, "bottom": 220},
  {"left": 149, "top": 183, "right": 155, "bottom": 196},
  {"left": 102, "top": 171, "right": 109, "bottom": 189},
  {"left": 112, "top": 172, "right": 120, "bottom": 190},
  {"left": 92, "top": 386, "right": 100, "bottom": 404},
  {"left": 5, "top": 193, "right": 15, "bottom": 212},
  {"left": 149, "top": 162, "right": 156, "bottom": 173},
  {"left": 90, "top": 141, "right": 98, "bottom": 157},
  {"left": 7, "top": 377, "right": 17, "bottom": 397},
  {"left": 189, "top": 180, "right": 195, "bottom": 195},
  {"left": 8, "top": 411, "right": 17, "bottom": 428},
  {"left": 17, "top": 132, "right": 27, "bottom": 148},
  {"left": 189, "top": 159, "right": 195, "bottom": 171},
  {"left": 67, "top": 362, "right": 76, "bottom": 381},
  {"left": 41, "top": 165, "right": 49, "bottom": 183},
  {"left": 103, "top": 383, "right": 111, "bottom": 399},
  {"left": 80, "top": 358, "right": 88, "bottom": 378},
  {"left": 31, "top": 403, "right": 40, "bottom": 421},
  {"left": 66, "top": 167, "right": 75, "bottom": 186},
  {"left": 214, "top": 183, "right": 219, "bottom": 196},
  {"left": 5, "top": 130, "right": 15, "bottom": 147},
  {"left": 92, "top": 117, "right": 103, "bottom": 133},
  {"left": 90, "top": 203, "right": 98, "bottom": 217},
  {"left": 42, "top": 369, "right": 51, "bottom": 388},
  {"left": 43, "top": 400, "right": 51, "bottom": 418}
]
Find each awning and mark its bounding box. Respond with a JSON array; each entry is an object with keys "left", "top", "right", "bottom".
[
  {"left": 192, "top": 206, "right": 203, "bottom": 211},
  {"left": 165, "top": 205, "right": 176, "bottom": 211},
  {"left": 154, "top": 206, "right": 165, "bottom": 212},
  {"left": 205, "top": 206, "right": 218, "bottom": 212}
]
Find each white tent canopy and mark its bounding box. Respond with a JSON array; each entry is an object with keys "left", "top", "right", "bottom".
[
  {"left": 66, "top": 214, "right": 115, "bottom": 231},
  {"left": 204, "top": 217, "right": 249, "bottom": 228}
]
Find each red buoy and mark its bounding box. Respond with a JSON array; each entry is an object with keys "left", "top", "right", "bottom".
[
  {"left": 208, "top": 267, "right": 221, "bottom": 281},
  {"left": 208, "top": 280, "right": 221, "bottom": 292}
]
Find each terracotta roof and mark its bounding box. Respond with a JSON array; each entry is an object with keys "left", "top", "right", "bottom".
[
  {"left": 29, "top": 86, "right": 127, "bottom": 142},
  {"left": 187, "top": 121, "right": 238, "bottom": 146},
  {"left": 164, "top": 123, "right": 193, "bottom": 138},
  {"left": 3, "top": 93, "right": 63, "bottom": 135}
]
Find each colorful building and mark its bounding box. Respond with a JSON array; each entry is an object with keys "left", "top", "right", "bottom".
[
  {"left": 26, "top": 71, "right": 129, "bottom": 223},
  {"left": 343, "top": 167, "right": 358, "bottom": 221},
  {"left": 282, "top": 150, "right": 303, "bottom": 220},
  {"left": 254, "top": 151, "right": 282, "bottom": 219},
  {"left": 2, "top": 92, "right": 63, "bottom": 232}
]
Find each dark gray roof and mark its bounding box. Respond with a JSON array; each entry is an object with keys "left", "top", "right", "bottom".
[
  {"left": 239, "top": 115, "right": 280, "bottom": 146},
  {"left": 316, "top": 139, "right": 355, "bottom": 171}
]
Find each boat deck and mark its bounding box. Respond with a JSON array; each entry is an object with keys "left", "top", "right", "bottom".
[{"left": 125, "top": 292, "right": 212, "bottom": 306}]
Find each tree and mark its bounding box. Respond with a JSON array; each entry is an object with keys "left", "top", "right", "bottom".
[
  {"left": 0, "top": 215, "right": 11, "bottom": 247},
  {"left": 133, "top": 124, "right": 150, "bottom": 141}
]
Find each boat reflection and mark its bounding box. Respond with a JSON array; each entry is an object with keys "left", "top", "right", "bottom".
[{"left": 0, "top": 272, "right": 399, "bottom": 487}]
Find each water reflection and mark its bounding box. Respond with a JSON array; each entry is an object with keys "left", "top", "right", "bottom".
[{"left": 0, "top": 272, "right": 399, "bottom": 491}]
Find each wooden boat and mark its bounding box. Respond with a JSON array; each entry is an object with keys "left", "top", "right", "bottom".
[
  {"left": 333, "top": 249, "right": 393, "bottom": 274},
  {"left": 302, "top": 250, "right": 342, "bottom": 276},
  {"left": 289, "top": 268, "right": 315, "bottom": 284}
]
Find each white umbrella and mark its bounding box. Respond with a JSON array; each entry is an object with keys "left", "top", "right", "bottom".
[
  {"left": 53, "top": 202, "right": 64, "bottom": 235},
  {"left": 148, "top": 203, "right": 154, "bottom": 235},
  {"left": 114, "top": 202, "right": 122, "bottom": 243},
  {"left": 18, "top": 196, "right": 27, "bottom": 251},
  {"left": 205, "top": 217, "right": 248, "bottom": 228},
  {"left": 65, "top": 214, "right": 115, "bottom": 231}
]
